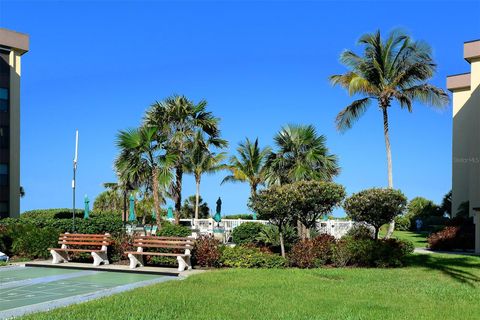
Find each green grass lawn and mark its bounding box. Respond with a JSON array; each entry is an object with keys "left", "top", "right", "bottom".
[
  {"left": 22, "top": 254, "right": 480, "bottom": 320},
  {"left": 379, "top": 227, "right": 430, "bottom": 248}
]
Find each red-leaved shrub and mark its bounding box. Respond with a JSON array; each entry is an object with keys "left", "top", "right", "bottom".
[
  {"left": 428, "top": 226, "right": 474, "bottom": 251},
  {"left": 192, "top": 235, "right": 221, "bottom": 267},
  {"left": 288, "top": 234, "right": 336, "bottom": 268}
]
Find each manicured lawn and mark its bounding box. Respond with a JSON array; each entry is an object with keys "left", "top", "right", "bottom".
[
  {"left": 22, "top": 254, "right": 480, "bottom": 320},
  {"left": 379, "top": 226, "right": 430, "bottom": 248}
]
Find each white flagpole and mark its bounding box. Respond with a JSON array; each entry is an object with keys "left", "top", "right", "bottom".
[{"left": 72, "top": 130, "right": 78, "bottom": 232}]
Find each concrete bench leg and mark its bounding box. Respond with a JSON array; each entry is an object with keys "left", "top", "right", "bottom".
[
  {"left": 51, "top": 250, "right": 68, "bottom": 264},
  {"left": 91, "top": 251, "right": 109, "bottom": 266},
  {"left": 128, "top": 253, "right": 144, "bottom": 269},
  {"left": 177, "top": 256, "right": 192, "bottom": 272}
]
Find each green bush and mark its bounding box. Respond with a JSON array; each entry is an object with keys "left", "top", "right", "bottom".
[
  {"left": 223, "top": 214, "right": 254, "bottom": 220},
  {"left": 256, "top": 224, "right": 299, "bottom": 253},
  {"left": 192, "top": 235, "right": 222, "bottom": 267},
  {"left": 231, "top": 222, "right": 265, "bottom": 245},
  {"left": 332, "top": 237, "right": 414, "bottom": 267},
  {"left": 157, "top": 221, "right": 192, "bottom": 237},
  {"left": 8, "top": 224, "right": 58, "bottom": 259},
  {"left": 345, "top": 224, "right": 374, "bottom": 240},
  {"left": 394, "top": 216, "right": 411, "bottom": 231},
  {"left": 220, "top": 245, "right": 286, "bottom": 268}
]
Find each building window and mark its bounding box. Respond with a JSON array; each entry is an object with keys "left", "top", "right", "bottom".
[
  {"left": 0, "top": 164, "right": 7, "bottom": 186},
  {"left": 0, "top": 126, "right": 8, "bottom": 148},
  {"left": 0, "top": 88, "right": 8, "bottom": 112}
]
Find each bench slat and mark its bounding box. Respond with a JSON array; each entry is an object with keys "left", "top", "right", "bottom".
[
  {"left": 125, "top": 251, "right": 190, "bottom": 257},
  {"left": 60, "top": 234, "right": 111, "bottom": 238},
  {"left": 49, "top": 248, "right": 106, "bottom": 252},
  {"left": 133, "top": 240, "right": 193, "bottom": 245},
  {"left": 57, "top": 241, "right": 110, "bottom": 246},
  {"left": 133, "top": 244, "right": 192, "bottom": 249}
]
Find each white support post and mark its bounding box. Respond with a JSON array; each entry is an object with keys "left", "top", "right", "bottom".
[
  {"left": 128, "top": 253, "right": 144, "bottom": 269},
  {"left": 50, "top": 250, "right": 68, "bottom": 264}
]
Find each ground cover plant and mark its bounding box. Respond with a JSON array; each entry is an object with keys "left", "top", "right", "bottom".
[{"left": 21, "top": 253, "right": 480, "bottom": 320}]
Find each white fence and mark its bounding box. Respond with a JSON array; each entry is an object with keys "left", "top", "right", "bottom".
[{"left": 170, "top": 218, "right": 359, "bottom": 241}]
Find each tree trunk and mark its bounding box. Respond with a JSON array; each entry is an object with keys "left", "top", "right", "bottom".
[
  {"left": 174, "top": 166, "right": 183, "bottom": 225},
  {"left": 381, "top": 106, "right": 396, "bottom": 238},
  {"left": 374, "top": 226, "right": 379, "bottom": 240},
  {"left": 279, "top": 229, "right": 285, "bottom": 258},
  {"left": 195, "top": 175, "right": 200, "bottom": 220},
  {"left": 152, "top": 167, "right": 162, "bottom": 228}
]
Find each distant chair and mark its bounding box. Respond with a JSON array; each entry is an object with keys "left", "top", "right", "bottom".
[
  {"left": 144, "top": 224, "right": 152, "bottom": 236},
  {"left": 151, "top": 225, "right": 158, "bottom": 236}
]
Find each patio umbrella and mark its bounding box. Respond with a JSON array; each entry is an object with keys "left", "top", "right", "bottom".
[
  {"left": 167, "top": 206, "right": 174, "bottom": 219},
  {"left": 252, "top": 212, "right": 257, "bottom": 220},
  {"left": 151, "top": 209, "right": 156, "bottom": 221},
  {"left": 128, "top": 194, "right": 136, "bottom": 222},
  {"left": 83, "top": 195, "right": 90, "bottom": 219},
  {"left": 213, "top": 197, "right": 222, "bottom": 223}
]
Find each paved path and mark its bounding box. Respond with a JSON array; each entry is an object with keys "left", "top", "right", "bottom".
[{"left": 414, "top": 247, "right": 478, "bottom": 256}]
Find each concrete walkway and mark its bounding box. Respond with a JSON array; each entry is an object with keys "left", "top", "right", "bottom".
[{"left": 414, "top": 247, "right": 478, "bottom": 256}]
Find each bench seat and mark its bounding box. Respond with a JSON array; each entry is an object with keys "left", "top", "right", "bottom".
[
  {"left": 49, "top": 233, "right": 111, "bottom": 266},
  {"left": 127, "top": 235, "right": 195, "bottom": 271}
]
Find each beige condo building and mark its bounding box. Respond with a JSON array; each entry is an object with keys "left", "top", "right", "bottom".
[
  {"left": 447, "top": 39, "right": 480, "bottom": 253},
  {"left": 0, "top": 28, "right": 29, "bottom": 218}
]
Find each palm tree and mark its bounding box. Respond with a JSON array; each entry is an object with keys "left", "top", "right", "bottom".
[
  {"left": 330, "top": 30, "right": 449, "bottom": 236},
  {"left": 222, "top": 138, "right": 271, "bottom": 198},
  {"left": 265, "top": 124, "right": 340, "bottom": 186},
  {"left": 144, "top": 95, "right": 224, "bottom": 224},
  {"left": 184, "top": 131, "right": 227, "bottom": 220},
  {"left": 115, "top": 126, "right": 173, "bottom": 227}
]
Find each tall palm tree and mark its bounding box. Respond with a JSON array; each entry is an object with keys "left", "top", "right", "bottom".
[
  {"left": 222, "top": 138, "right": 271, "bottom": 198},
  {"left": 265, "top": 124, "right": 340, "bottom": 186},
  {"left": 184, "top": 131, "right": 227, "bottom": 220},
  {"left": 329, "top": 30, "right": 449, "bottom": 236},
  {"left": 144, "top": 95, "right": 224, "bottom": 224},
  {"left": 115, "top": 126, "right": 173, "bottom": 227}
]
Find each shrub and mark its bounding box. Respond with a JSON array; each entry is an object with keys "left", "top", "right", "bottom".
[
  {"left": 289, "top": 234, "right": 336, "bottom": 268},
  {"left": 231, "top": 222, "right": 265, "bottom": 245},
  {"left": 428, "top": 226, "right": 475, "bottom": 251},
  {"left": 157, "top": 221, "right": 192, "bottom": 237},
  {"left": 345, "top": 224, "right": 374, "bottom": 240},
  {"left": 344, "top": 188, "right": 407, "bottom": 239},
  {"left": 256, "top": 224, "right": 298, "bottom": 253},
  {"left": 192, "top": 235, "right": 221, "bottom": 267},
  {"left": 220, "top": 245, "right": 286, "bottom": 268},
  {"left": 9, "top": 224, "right": 58, "bottom": 259},
  {"left": 394, "top": 216, "right": 411, "bottom": 231},
  {"left": 332, "top": 237, "right": 413, "bottom": 267},
  {"left": 108, "top": 233, "right": 133, "bottom": 263},
  {"left": 223, "top": 214, "right": 253, "bottom": 220}
]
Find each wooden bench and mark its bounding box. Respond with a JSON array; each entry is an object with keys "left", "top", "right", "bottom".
[
  {"left": 125, "top": 236, "right": 195, "bottom": 271},
  {"left": 49, "top": 233, "right": 111, "bottom": 266}
]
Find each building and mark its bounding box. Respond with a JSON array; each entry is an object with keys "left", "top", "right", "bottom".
[
  {"left": 447, "top": 39, "right": 480, "bottom": 253},
  {"left": 0, "top": 28, "right": 29, "bottom": 218}
]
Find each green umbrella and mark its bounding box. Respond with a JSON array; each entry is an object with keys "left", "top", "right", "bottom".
[
  {"left": 213, "top": 197, "right": 222, "bottom": 223},
  {"left": 128, "top": 194, "right": 136, "bottom": 222},
  {"left": 84, "top": 195, "right": 90, "bottom": 219},
  {"left": 252, "top": 212, "right": 257, "bottom": 220},
  {"left": 151, "top": 209, "right": 156, "bottom": 221},
  {"left": 167, "top": 206, "right": 174, "bottom": 219}
]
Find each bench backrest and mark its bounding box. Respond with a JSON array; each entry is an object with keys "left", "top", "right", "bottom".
[
  {"left": 58, "top": 233, "right": 111, "bottom": 250},
  {"left": 133, "top": 236, "right": 195, "bottom": 252}
]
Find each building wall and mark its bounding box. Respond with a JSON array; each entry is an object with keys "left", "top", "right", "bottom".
[
  {"left": 450, "top": 45, "right": 480, "bottom": 253},
  {"left": 0, "top": 28, "right": 28, "bottom": 218}
]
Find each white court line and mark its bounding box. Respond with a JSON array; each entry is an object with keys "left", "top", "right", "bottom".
[{"left": 0, "top": 270, "right": 98, "bottom": 290}]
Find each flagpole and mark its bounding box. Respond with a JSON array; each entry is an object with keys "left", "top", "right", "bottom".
[{"left": 72, "top": 130, "right": 78, "bottom": 232}]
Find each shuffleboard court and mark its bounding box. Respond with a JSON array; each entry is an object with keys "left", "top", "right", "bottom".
[{"left": 0, "top": 266, "right": 176, "bottom": 319}]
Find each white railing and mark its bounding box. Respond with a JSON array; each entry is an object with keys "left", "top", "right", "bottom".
[{"left": 168, "top": 218, "right": 360, "bottom": 241}]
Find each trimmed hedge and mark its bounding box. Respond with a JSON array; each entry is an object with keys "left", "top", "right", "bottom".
[
  {"left": 231, "top": 222, "right": 265, "bottom": 245},
  {"left": 220, "top": 245, "right": 286, "bottom": 268}
]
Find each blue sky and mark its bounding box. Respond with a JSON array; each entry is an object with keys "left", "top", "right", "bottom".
[{"left": 1, "top": 1, "right": 479, "bottom": 216}]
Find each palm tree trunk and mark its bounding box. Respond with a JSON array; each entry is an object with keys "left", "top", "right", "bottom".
[
  {"left": 195, "top": 175, "right": 201, "bottom": 220},
  {"left": 152, "top": 167, "right": 162, "bottom": 228},
  {"left": 174, "top": 166, "right": 183, "bottom": 225},
  {"left": 382, "top": 106, "right": 395, "bottom": 238}
]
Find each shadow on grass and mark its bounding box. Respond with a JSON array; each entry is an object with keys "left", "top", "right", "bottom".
[{"left": 407, "top": 254, "right": 480, "bottom": 287}]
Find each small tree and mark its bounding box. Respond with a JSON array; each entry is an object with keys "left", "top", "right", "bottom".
[
  {"left": 344, "top": 188, "right": 407, "bottom": 240},
  {"left": 286, "top": 181, "right": 346, "bottom": 239},
  {"left": 249, "top": 186, "right": 295, "bottom": 257}
]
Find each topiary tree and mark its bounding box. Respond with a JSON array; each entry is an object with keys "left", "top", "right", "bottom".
[
  {"left": 249, "top": 186, "right": 296, "bottom": 257},
  {"left": 344, "top": 188, "right": 407, "bottom": 240},
  {"left": 286, "top": 181, "right": 345, "bottom": 239}
]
